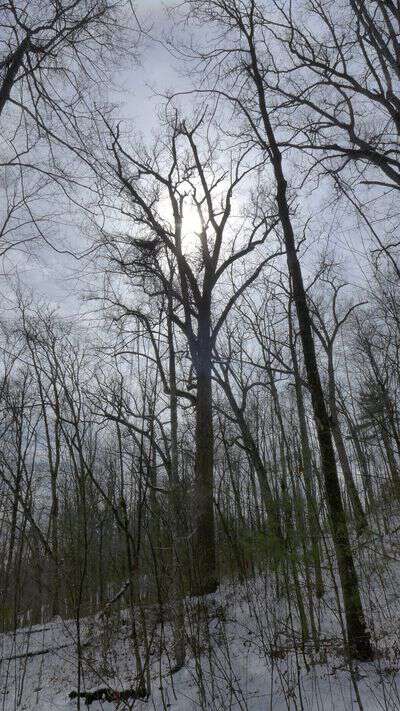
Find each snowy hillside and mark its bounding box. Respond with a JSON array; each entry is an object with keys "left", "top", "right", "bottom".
[{"left": 3, "top": 550, "right": 400, "bottom": 711}]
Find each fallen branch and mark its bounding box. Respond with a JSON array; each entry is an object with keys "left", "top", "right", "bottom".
[
  {"left": 1, "top": 641, "right": 90, "bottom": 663},
  {"left": 69, "top": 685, "right": 148, "bottom": 706}
]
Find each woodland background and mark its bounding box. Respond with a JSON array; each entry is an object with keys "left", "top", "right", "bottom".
[{"left": 1, "top": 1, "right": 400, "bottom": 708}]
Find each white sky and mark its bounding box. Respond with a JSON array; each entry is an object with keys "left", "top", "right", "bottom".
[
  {"left": 2, "top": 1, "right": 180, "bottom": 326},
  {"left": 2, "top": 0, "right": 378, "bottom": 327}
]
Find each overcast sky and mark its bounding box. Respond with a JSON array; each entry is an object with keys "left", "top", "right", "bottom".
[
  {"left": 3, "top": 0, "right": 376, "bottom": 328},
  {"left": 2, "top": 1, "right": 181, "bottom": 327}
]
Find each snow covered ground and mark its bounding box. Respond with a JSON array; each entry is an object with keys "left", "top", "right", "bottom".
[{"left": 2, "top": 539, "right": 400, "bottom": 710}]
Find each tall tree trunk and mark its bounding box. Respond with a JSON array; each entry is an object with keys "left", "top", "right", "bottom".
[
  {"left": 4, "top": 481, "right": 20, "bottom": 607},
  {"left": 218, "top": 370, "right": 282, "bottom": 546},
  {"left": 327, "top": 352, "right": 367, "bottom": 534},
  {"left": 381, "top": 426, "right": 400, "bottom": 489},
  {"left": 167, "top": 295, "right": 186, "bottom": 667},
  {"left": 285, "top": 227, "right": 372, "bottom": 660},
  {"left": 288, "top": 306, "right": 325, "bottom": 598},
  {"left": 247, "top": 37, "right": 373, "bottom": 658},
  {"left": 50, "top": 479, "right": 60, "bottom": 618},
  {"left": 331, "top": 423, "right": 367, "bottom": 532},
  {"left": 337, "top": 392, "right": 375, "bottom": 509},
  {"left": 192, "top": 308, "right": 218, "bottom": 595}
]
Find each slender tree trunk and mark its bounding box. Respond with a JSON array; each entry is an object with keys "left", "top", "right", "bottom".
[
  {"left": 361, "top": 345, "right": 400, "bottom": 490},
  {"left": 218, "top": 371, "right": 282, "bottom": 546},
  {"left": 338, "top": 394, "right": 375, "bottom": 509},
  {"left": 381, "top": 426, "right": 400, "bottom": 489},
  {"left": 246, "top": 38, "right": 373, "bottom": 657},
  {"left": 4, "top": 482, "right": 20, "bottom": 603},
  {"left": 167, "top": 295, "right": 186, "bottom": 667},
  {"left": 281, "top": 212, "right": 372, "bottom": 658},
  {"left": 331, "top": 423, "right": 367, "bottom": 531},
  {"left": 282, "top": 228, "right": 373, "bottom": 658},
  {"left": 50, "top": 480, "right": 60, "bottom": 617},
  {"left": 289, "top": 335, "right": 325, "bottom": 598},
  {"left": 327, "top": 353, "right": 367, "bottom": 534}
]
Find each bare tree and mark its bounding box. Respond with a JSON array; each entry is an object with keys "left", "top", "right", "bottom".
[
  {"left": 0, "top": 0, "right": 137, "bottom": 262},
  {"left": 99, "top": 111, "right": 281, "bottom": 594},
  {"left": 308, "top": 271, "right": 368, "bottom": 533},
  {"left": 0, "top": 1, "right": 125, "bottom": 116},
  {"left": 263, "top": 0, "right": 400, "bottom": 193},
  {"left": 180, "top": 0, "right": 373, "bottom": 659}
]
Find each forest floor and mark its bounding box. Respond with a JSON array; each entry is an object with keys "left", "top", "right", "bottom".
[{"left": 2, "top": 526, "right": 400, "bottom": 710}]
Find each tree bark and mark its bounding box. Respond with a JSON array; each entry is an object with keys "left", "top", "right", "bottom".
[
  {"left": 167, "top": 295, "right": 186, "bottom": 666},
  {"left": 192, "top": 308, "right": 218, "bottom": 595},
  {"left": 0, "top": 36, "right": 30, "bottom": 117}
]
